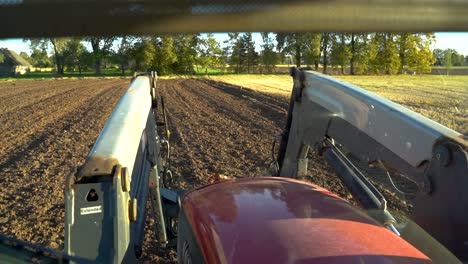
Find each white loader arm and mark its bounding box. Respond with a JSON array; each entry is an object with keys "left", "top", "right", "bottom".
[{"left": 278, "top": 68, "right": 468, "bottom": 261}]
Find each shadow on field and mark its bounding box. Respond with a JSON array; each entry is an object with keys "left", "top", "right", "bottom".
[{"left": 200, "top": 79, "right": 289, "bottom": 129}]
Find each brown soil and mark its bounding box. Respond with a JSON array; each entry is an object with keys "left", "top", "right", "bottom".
[
  {"left": 0, "top": 78, "right": 411, "bottom": 263},
  {"left": 0, "top": 78, "right": 129, "bottom": 249}
]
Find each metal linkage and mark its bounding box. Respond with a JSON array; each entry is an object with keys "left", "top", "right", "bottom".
[
  {"left": 277, "top": 67, "right": 467, "bottom": 260},
  {"left": 322, "top": 138, "right": 399, "bottom": 236}
]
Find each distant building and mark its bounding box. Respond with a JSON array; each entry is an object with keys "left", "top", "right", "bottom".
[
  {"left": 0, "top": 48, "right": 32, "bottom": 76},
  {"left": 404, "top": 69, "right": 417, "bottom": 75}
]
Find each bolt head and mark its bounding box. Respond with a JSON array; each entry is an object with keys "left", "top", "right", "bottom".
[{"left": 434, "top": 145, "right": 451, "bottom": 167}]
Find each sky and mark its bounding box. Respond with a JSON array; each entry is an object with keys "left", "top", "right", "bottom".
[{"left": 1, "top": 32, "right": 467, "bottom": 55}]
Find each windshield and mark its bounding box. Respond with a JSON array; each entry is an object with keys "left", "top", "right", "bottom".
[{"left": 0, "top": 1, "right": 467, "bottom": 263}]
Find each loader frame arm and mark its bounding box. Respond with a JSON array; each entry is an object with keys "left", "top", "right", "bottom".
[
  {"left": 277, "top": 68, "right": 468, "bottom": 261},
  {"left": 63, "top": 71, "right": 180, "bottom": 263}
]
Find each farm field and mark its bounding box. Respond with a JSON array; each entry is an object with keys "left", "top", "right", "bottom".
[
  {"left": 0, "top": 78, "right": 129, "bottom": 249},
  {"left": 210, "top": 74, "right": 468, "bottom": 134},
  {"left": 0, "top": 74, "right": 466, "bottom": 262}
]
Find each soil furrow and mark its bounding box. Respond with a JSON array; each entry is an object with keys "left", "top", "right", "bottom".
[
  {"left": 0, "top": 80, "right": 123, "bottom": 155},
  {"left": 0, "top": 82, "right": 127, "bottom": 249},
  {"left": 0, "top": 79, "right": 120, "bottom": 115}
]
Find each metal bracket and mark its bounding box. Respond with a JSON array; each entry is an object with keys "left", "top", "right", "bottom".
[
  {"left": 297, "top": 158, "right": 308, "bottom": 178},
  {"left": 412, "top": 138, "right": 468, "bottom": 260},
  {"left": 289, "top": 67, "right": 305, "bottom": 102}
]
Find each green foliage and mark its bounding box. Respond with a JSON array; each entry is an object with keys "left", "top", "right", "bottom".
[
  {"left": 172, "top": 34, "right": 198, "bottom": 73},
  {"left": 0, "top": 53, "right": 4, "bottom": 63},
  {"left": 26, "top": 38, "right": 82, "bottom": 74},
  {"left": 451, "top": 50, "right": 465, "bottom": 66},
  {"left": 227, "top": 33, "right": 259, "bottom": 73},
  {"left": 330, "top": 34, "right": 351, "bottom": 74},
  {"left": 304, "top": 33, "right": 321, "bottom": 69},
  {"left": 63, "top": 38, "right": 91, "bottom": 74},
  {"left": 369, "top": 33, "right": 400, "bottom": 75},
  {"left": 260, "top": 32, "right": 280, "bottom": 73},
  {"left": 112, "top": 36, "right": 136, "bottom": 75},
  {"left": 29, "top": 50, "right": 52, "bottom": 67},
  {"left": 321, "top": 33, "right": 332, "bottom": 74},
  {"left": 413, "top": 46, "right": 435, "bottom": 73},
  {"left": 129, "top": 37, "right": 156, "bottom": 72},
  {"left": 397, "top": 33, "right": 435, "bottom": 74},
  {"left": 227, "top": 33, "right": 242, "bottom": 72},
  {"left": 433, "top": 48, "right": 465, "bottom": 69},
  {"left": 24, "top": 38, "right": 53, "bottom": 67},
  {"left": 411, "top": 34, "right": 435, "bottom": 73},
  {"left": 433, "top": 49, "right": 444, "bottom": 66},
  {"left": 50, "top": 38, "right": 70, "bottom": 75},
  {"left": 276, "top": 33, "right": 320, "bottom": 68},
  {"left": 86, "top": 37, "right": 116, "bottom": 74},
  {"left": 197, "top": 33, "right": 223, "bottom": 74},
  {"left": 242, "top": 33, "right": 259, "bottom": 73},
  {"left": 153, "top": 36, "right": 178, "bottom": 75},
  {"left": 352, "top": 33, "right": 375, "bottom": 74},
  {"left": 16, "top": 32, "right": 465, "bottom": 77}
]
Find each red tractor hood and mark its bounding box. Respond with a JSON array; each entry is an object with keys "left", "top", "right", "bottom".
[{"left": 181, "top": 177, "right": 431, "bottom": 264}]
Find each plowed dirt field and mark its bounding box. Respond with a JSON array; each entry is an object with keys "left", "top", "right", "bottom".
[{"left": 0, "top": 78, "right": 411, "bottom": 263}]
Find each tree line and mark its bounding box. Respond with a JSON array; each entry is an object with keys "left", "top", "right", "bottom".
[{"left": 19, "top": 33, "right": 468, "bottom": 76}]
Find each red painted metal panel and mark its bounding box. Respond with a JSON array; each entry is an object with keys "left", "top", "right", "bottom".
[{"left": 182, "top": 177, "right": 431, "bottom": 264}]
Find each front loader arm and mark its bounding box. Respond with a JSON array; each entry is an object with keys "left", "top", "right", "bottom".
[
  {"left": 278, "top": 68, "right": 468, "bottom": 261},
  {"left": 64, "top": 72, "right": 172, "bottom": 263}
]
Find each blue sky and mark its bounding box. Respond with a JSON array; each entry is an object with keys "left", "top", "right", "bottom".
[{"left": 1, "top": 32, "right": 467, "bottom": 55}]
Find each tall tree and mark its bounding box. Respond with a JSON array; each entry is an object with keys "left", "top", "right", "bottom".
[
  {"left": 241, "top": 33, "right": 258, "bottom": 73},
  {"left": 433, "top": 48, "right": 444, "bottom": 66},
  {"left": 113, "top": 36, "right": 136, "bottom": 75},
  {"left": 371, "top": 33, "right": 400, "bottom": 74},
  {"left": 49, "top": 38, "right": 70, "bottom": 75},
  {"left": 87, "top": 37, "right": 116, "bottom": 75},
  {"left": 396, "top": 33, "right": 435, "bottom": 74},
  {"left": 63, "top": 38, "right": 89, "bottom": 75},
  {"left": 276, "top": 33, "right": 306, "bottom": 67},
  {"left": 173, "top": 34, "right": 199, "bottom": 73},
  {"left": 449, "top": 49, "right": 464, "bottom": 66},
  {"left": 276, "top": 33, "right": 322, "bottom": 70},
  {"left": 444, "top": 49, "right": 453, "bottom": 75},
  {"left": 25, "top": 38, "right": 54, "bottom": 69},
  {"left": 153, "top": 35, "right": 178, "bottom": 75},
  {"left": 198, "top": 33, "right": 223, "bottom": 74},
  {"left": 321, "top": 33, "right": 331, "bottom": 74},
  {"left": 330, "top": 33, "right": 351, "bottom": 74},
  {"left": 348, "top": 33, "right": 376, "bottom": 75},
  {"left": 129, "top": 37, "right": 156, "bottom": 72},
  {"left": 260, "top": 32, "right": 280, "bottom": 73},
  {"left": 411, "top": 33, "right": 436, "bottom": 73},
  {"left": 228, "top": 33, "right": 247, "bottom": 73},
  {"left": 360, "top": 33, "right": 377, "bottom": 75},
  {"left": 304, "top": 33, "right": 322, "bottom": 70},
  {"left": 396, "top": 33, "right": 415, "bottom": 73},
  {"left": 349, "top": 33, "right": 356, "bottom": 75}
]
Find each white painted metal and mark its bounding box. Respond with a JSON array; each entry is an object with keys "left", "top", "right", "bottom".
[
  {"left": 302, "top": 71, "right": 461, "bottom": 167},
  {"left": 87, "top": 76, "right": 152, "bottom": 182}
]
